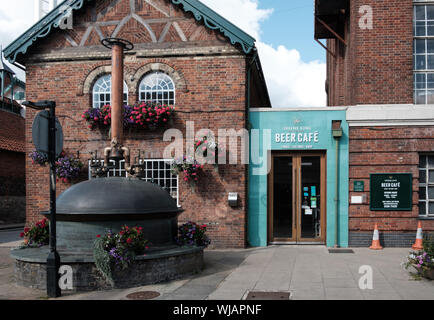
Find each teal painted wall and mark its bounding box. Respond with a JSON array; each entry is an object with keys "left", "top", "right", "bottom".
[{"left": 248, "top": 109, "right": 349, "bottom": 247}]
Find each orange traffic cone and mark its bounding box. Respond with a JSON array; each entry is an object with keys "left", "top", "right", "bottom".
[
  {"left": 369, "top": 224, "right": 383, "bottom": 250},
  {"left": 412, "top": 222, "right": 424, "bottom": 251}
]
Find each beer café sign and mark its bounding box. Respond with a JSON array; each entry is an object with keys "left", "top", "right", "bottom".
[
  {"left": 370, "top": 174, "right": 413, "bottom": 211},
  {"left": 274, "top": 126, "right": 320, "bottom": 149}
]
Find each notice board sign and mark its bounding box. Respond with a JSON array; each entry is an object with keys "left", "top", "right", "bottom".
[{"left": 370, "top": 174, "right": 412, "bottom": 211}]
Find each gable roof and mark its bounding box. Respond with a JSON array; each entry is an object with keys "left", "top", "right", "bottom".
[{"left": 4, "top": 0, "right": 256, "bottom": 64}]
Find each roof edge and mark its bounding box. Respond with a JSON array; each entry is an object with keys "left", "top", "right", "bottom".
[
  {"left": 171, "top": 0, "right": 256, "bottom": 54},
  {"left": 4, "top": 0, "right": 256, "bottom": 64}
]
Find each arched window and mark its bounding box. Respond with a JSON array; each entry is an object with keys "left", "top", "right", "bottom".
[
  {"left": 92, "top": 74, "right": 128, "bottom": 108},
  {"left": 139, "top": 72, "right": 175, "bottom": 105}
]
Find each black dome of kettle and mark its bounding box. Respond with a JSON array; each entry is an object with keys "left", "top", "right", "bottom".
[{"left": 54, "top": 177, "right": 181, "bottom": 215}]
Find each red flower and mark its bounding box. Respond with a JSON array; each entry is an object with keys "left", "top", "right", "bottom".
[
  {"left": 96, "top": 234, "right": 101, "bottom": 238},
  {"left": 126, "top": 238, "right": 132, "bottom": 244},
  {"left": 20, "top": 232, "right": 24, "bottom": 238},
  {"left": 24, "top": 227, "right": 30, "bottom": 233}
]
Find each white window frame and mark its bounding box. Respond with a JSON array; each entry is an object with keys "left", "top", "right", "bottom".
[
  {"left": 92, "top": 74, "right": 128, "bottom": 108},
  {"left": 88, "top": 158, "right": 179, "bottom": 206},
  {"left": 139, "top": 72, "right": 176, "bottom": 105},
  {"left": 413, "top": 1, "right": 434, "bottom": 103},
  {"left": 419, "top": 154, "right": 434, "bottom": 217}
]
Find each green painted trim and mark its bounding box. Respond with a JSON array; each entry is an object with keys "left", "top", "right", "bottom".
[
  {"left": 4, "top": 0, "right": 256, "bottom": 64},
  {"left": 171, "top": 0, "right": 256, "bottom": 54}
]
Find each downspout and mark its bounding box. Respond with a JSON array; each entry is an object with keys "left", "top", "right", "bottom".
[
  {"left": 332, "top": 120, "right": 343, "bottom": 248},
  {"left": 334, "top": 138, "right": 340, "bottom": 247},
  {"left": 245, "top": 51, "right": 253, "bottom": 247}
]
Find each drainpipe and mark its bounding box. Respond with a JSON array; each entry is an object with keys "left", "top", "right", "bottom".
[{"left": 332, "top": 120, "right": 343, "bottom": 248}]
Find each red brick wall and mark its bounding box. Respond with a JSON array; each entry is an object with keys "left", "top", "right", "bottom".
[
  {"left": 0, "top": 150, "right": 24, "bottom": 178},
  {"left": 0, "top": 110, "right": 25, "bottom": 197},
  {"left": 23, "top": 0, "right": 252, "bottom": 248},
  {"left": 327, "top": 0, "right": 414, "bottom": 106},
  {"left": 349, "top": 126, "right": 434, "bottom": 233}
]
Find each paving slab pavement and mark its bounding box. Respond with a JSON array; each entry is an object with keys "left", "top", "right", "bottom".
[{"left": 0, "top": 243, "right": 432, "bottom": 300}]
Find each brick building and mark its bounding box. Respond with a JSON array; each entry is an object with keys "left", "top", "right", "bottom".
[
  {"left": 315, "top": 0, "right": 434, "bottom": 246},
  {"left": 0, "top": 53, "right": 26, "bottom": 225},
  {"left": 4, "top": 0, "right": 270, "bottom": 248}
]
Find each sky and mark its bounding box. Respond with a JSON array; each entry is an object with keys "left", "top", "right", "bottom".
[{"left": 0, "top": 0, "right": 327, "bottom": 107}]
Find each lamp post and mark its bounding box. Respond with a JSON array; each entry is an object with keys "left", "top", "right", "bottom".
[{"left": 23, "top": 100, "right": 61, "bottom": 298}]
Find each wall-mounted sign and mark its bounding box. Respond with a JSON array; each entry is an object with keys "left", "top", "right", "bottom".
[
  {"left": 275, "top": 131, "right": 319, "bottom": 144},
  {"left": 370, "top": 174, "right": 412, "bottom": 211},
  {"left": 354, "top": 181, "right": 364, "bottom": 192}
]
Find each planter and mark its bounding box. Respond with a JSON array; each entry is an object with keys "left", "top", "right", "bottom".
[
  {"left": 412, "top": 264, "right": 434, "bottom": 280},
  {"left": 421, "top": 268, "right": 434, "bottom": 280}
]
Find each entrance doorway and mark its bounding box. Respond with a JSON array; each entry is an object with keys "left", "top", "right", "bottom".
[{"left": 268, "top": 152, "right": 326, "bottom": 244}]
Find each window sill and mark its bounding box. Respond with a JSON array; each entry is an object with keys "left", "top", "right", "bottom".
[{"left": 419, "top": 216, "right": 434, "bottom": 220}]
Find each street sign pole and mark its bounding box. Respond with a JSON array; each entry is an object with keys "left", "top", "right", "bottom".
[
  {"left": 46, "top": 101, "right": 61, "bottom": 298},
  {"left": 24, "top": 100, "right": 61, "bottom": 298}
]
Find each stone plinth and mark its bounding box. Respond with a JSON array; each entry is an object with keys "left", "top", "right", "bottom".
[{"left": 11, "top": 246, "right": 204, "bottom": 292}]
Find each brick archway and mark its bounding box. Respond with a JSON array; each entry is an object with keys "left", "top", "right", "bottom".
[
  {"left": 81, "top": 65, "right": 135, "bottom": 96},
  {"left": 133, "top": 63, "right": 188, "bottom": 93}
]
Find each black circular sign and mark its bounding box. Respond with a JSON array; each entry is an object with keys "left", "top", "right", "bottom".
[{"left": 32, "top": 110, "right": 64, "bottom": 157}]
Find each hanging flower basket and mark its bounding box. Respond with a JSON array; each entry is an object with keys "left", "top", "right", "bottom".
[
  {"left": 29, "top": 151, "right": 49, "bottom": 166},
  {"left": 82, "top": 105, "right": 134, "bottom": 130},
  {"left": 29, "top": 150, "right": 83, "bottom": 183},
  {"left": 55, "top": 153, "right": 84, "bottom": 183},
  {"left": 129, "top": 102, "right": 175, "bottom": 129},
  {"left": 171, "top": 156, "right": 203, "bottom": 192},
  {"left": 82, "top": 102, "right": 175, "bottom": 131}
]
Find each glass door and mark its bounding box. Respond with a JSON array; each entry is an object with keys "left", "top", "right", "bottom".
[
  {"left": 298, "top": 156, "right": 322, "bottom": 241},
  {"left": 269, "top": 155, "right": 295, "bottom": 242},
  {"left": 269, "top": 152, "right": 325, "bottom": 244}
]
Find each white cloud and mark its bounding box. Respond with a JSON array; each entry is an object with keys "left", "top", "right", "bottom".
[
  {"left": 0, "top": 0, "right": 35, "bottom": 80},
  {"left": 200, "top": 0, "right": 272, "bottom": 40},
  {"left": 257, "top": 42, "right": 326, "bottom": 107},
  {"left": 202, "top": 0, "right": 326, "bottom": 107}
]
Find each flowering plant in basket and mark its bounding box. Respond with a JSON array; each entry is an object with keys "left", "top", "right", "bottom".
[
  {"left": 171, "top": 155, "right": 203, "bottom": 184},
  {"left": 403, "top": 236, "right": 434, "bottom": 280},
  {"left": 94, "top": 225, "right": 149, "bottom": 267},
  {"left": 29, "top": 151, "right": 48, "bottom": 165},
  {"left": 129, "top": 102, "right": 175, "bottom": 128},
  {"left": 20, "top": 218, "right": 49, "bottom": 247},
  {"left": 55, "top": 153, "right": 83, "bottom": 183},
  {"left": 176, "top": 221, "right": 210, "bottom": 247},
  {"left": 29, "top": 150, "right": 83, "bottom": 183},
  {"left": 82, "top": 105, "right": 133, "bottom": 129}
]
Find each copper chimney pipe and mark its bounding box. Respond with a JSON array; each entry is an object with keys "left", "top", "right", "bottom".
[
  {"left": 111, "top": 43, "right": 123, "bottom": 153},
  {"left": 101, "top": 38, "right": 134, "bottom": 162}
]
